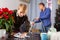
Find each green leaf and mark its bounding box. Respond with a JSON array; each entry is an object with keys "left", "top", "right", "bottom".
[
  {"left": 0, "top": 19, "right": 2, "bottom": 25},
  {"left": 5, "top": 22, "right": 9, "bottom": 31},
  {"left": 0, "top": 19, "right": 5, "bottom": 28},
  {"left": 9, "top": 18, "right": 13, "bottom": 25},
  {"left": 7, "top": 21, "right": 10, "bottom": 24}
]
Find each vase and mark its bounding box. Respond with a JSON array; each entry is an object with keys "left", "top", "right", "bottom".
[{"left": 0, "top": 29, "right": 6, "bottom": 38}]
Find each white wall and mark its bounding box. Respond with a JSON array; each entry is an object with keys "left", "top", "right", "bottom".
[
  {"left": 0, "top": 0, "right": 29, "bottom": 10},
  {"left": 0, "top": 0, "right": 20, "bottom": 10}
]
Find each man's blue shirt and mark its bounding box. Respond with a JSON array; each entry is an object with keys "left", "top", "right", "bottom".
[{"left": 35, "top": 8, "right": 51, "bottom": 27}]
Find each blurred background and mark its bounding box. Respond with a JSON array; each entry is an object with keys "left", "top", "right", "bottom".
[{"left": 0, "top": 0, "right": 59, "bottom": 30}]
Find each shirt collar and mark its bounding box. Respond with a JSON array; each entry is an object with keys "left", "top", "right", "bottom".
[{"left": 41, "top": 7, "right": 46, "bottom": 12}]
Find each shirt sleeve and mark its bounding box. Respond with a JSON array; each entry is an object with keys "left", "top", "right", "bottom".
[
  {"left": 40, "top": 8, "right": 51, "bottom": 19},
  {"left": 24, "top": 15, "right": 31, "bottom": 32},
  {"left": 34, "top": 18, "right": 41, "bottom": 23}
]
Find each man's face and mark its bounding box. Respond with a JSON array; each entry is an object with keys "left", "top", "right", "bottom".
[{"left": 39, "top": 5, "right": 44, "bottom": 10}]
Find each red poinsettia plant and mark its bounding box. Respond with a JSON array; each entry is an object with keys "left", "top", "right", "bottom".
[{"left": 0, "top": 8, "right": 14, "bottom": 32}]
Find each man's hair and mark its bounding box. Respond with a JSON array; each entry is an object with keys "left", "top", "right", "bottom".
[{"left": 39, "top": 3, "right": 45, "bottom": 6}]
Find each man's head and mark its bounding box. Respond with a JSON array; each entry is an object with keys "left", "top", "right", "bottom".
[
  {"left": 17, "top": 4, "right": 27, "bottom": 17},
  {"left": 39, "top": 3, "right": 45, "bottom": 11}
]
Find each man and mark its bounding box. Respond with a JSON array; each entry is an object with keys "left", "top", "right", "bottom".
[{"left": 32, "top": 3, "right": 51, "bottom": 32}]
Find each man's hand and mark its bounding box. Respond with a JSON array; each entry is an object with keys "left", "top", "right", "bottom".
[{"left": 31, "top": 22, "right": 35, "bottom": 25}]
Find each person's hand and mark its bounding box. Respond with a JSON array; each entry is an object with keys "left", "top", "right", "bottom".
[
  {"left": 20, "top": 33, "right": 27, "bottom": 38},
  {"left": 34, "top": 17, "right": 39, "bottom": 21},
  {"left": 31, "top": 22, "right": 35, "bottom": 25}
]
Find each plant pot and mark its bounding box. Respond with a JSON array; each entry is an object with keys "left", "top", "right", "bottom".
[{"left": 0, "top": 29, "right": 6, "bottom": 38}]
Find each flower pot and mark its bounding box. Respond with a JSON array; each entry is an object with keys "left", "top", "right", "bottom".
[{"left": 0, "top": 29, "right": 6, "bottom": 38}]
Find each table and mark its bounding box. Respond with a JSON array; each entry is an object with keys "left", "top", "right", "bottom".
[{"left": 0, "top": 33, "right": 41, "bottom": 40}]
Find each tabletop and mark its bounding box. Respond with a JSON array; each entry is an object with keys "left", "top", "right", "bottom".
[{"left": 0, "top": 33, "right": 41, "bottom": 40}]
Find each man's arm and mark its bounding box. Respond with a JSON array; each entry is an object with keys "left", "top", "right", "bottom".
[{"left": 34, "top": 18, "right": 41, "bottom": 23}]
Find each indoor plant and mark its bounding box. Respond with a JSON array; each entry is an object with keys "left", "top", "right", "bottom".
[{"left": 0, "top": 8, "right": 14, "bottom": 32}]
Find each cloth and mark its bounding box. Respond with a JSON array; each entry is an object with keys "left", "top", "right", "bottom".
[
  {"left": 20, "top": 21, "right": 31, "bottom": 33},
  {"left": 35, "top": 8, "right": 51, "bottom": 27},
  {"left": 50, "top": 32, "right": 60, "bottom": 40}
]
